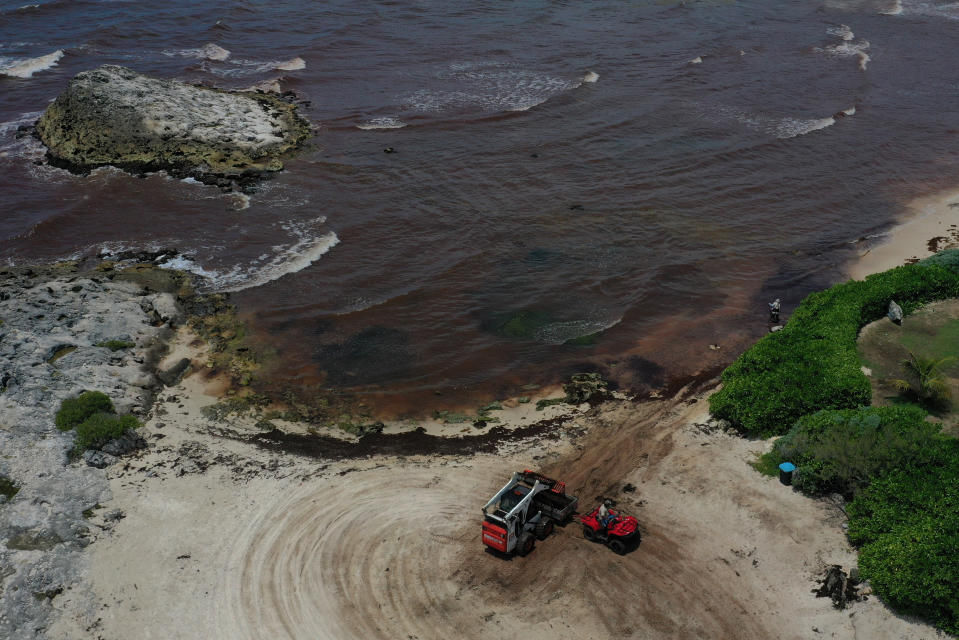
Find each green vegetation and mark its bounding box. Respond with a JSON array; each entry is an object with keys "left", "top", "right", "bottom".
[
  {"left": 54, "top": 391, "right": 141, "bottom": 454},
  {"left": 761, "top": 406, "right": 940, "bottom": 497},
  {"left": 749, "top": 452, "right": 780, "bottom": 477},
  {"left": 0, "top": 475, "right": 19, "bottom": 502},
  {"left": 890, "top": 351, "right": 953, "bottom": 409},
  {"left": 55, "top": 391, "right": 113, "bottom": 431},
  {"left": 713, "top": 253, "right": 959, "bottom": 635},
  {"left": 73, "top": 413, "right": 141, "bottom": 453},
  {"left": 847, "top": 438, "right": 959, "bottom": 634},
  {"left": 95, "top": 339, "right": 135, "bottom": 351},
  {"left": 710, "top": 262, "right": 959, "bottom": 437},
  {"left": 535, "top": 397, "right": 567, "bottom": 411},
  {"left": 432, "top": 410, "right": 472, "bottom": 424}
]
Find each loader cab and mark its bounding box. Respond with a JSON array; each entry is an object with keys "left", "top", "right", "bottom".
[{"left": 498, "top": 485, "right": 531, "bottom": 514}]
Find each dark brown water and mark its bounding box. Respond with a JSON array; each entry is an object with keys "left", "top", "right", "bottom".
[{"left": 4, "top": 0, "right": 959, "bottom": 415}]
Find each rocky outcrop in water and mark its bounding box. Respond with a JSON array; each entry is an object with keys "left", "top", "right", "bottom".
[{"left": 35, "top": 65, "right": 311, "bottom": 187}]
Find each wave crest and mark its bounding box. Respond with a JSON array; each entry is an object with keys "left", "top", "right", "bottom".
[{"left": 0, "top": 49, "right": 63, "bottom": 78}]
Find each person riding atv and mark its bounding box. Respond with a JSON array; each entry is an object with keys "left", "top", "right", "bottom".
[{"left": 579, "top": 500, "right": 640, "bottom": 555}]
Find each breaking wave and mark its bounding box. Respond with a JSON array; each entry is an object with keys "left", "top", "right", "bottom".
[
  {"left": 356, "top": 117, "right": 407, "bottom": 130},
  {"left": 204, "top": 56, "right": 306, "bottom": 78},
  {"left": 534, "top": 315, "right": 623, "bottom": 345},
  {"left": 817, "top": 26, "right": 871, "bottom": 71},
  {"left": 716, "top": 105, "right": 854, "bottom": 139},
  {"left": 404, "top": 63, "right": 599, "bottom": 114},
  {"left": 0, "top": 49, "right": 63, "bottom": 78},
  {"left": 157, "top": 226, "right": 338, "bottom": 293},
  {"left": 163, "top": 43, "right": 230, "bottom": 61},
  {"left": 882, "top": 0, "right": 959, "bottom": 18}
]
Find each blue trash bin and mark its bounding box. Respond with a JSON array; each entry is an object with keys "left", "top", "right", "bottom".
[{"left": 779, "top": 462, "right": 796, "bottom": 486}]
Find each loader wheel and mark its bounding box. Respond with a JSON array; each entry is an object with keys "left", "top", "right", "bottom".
[
  {"left": 607, "top": 538, "right": 627, "bottom": 555},
  {"left": 583, "top": 526, "right": 598, "bottom": 542},
  {"left": 535, "top": 518, "right": 554, "bottom": 540},
  {"left": 517, "top": 534, "right": 535, "bottom": 557}
]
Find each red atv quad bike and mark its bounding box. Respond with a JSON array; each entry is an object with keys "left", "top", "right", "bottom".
[{"left": 579, "top": 505, "right": 640, "bottom": 555}]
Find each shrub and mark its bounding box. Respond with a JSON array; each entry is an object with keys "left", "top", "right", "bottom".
[
  {"left": 766, "top": 405, "right": 939, "bottom": 497},
  {"left": 55, "top": 391, "right": 114, "bottom": 431},
  {"left": 0, "top": 475, "right": 19, "bottom": 501},
  {"left": 919, "top": 247, "right": 959, "bottom": 272},
  {"left": 709, "top": 263, "right": 959, "bottom": 436},
  {"left": 95, "top": 339, "right": 135, "bottom": 351},
  {"left": 73, "top": 413, "right": 141, "bottom": 453},
  {"left": 847, "top": 438, "right": 959, "bottom": 634}
]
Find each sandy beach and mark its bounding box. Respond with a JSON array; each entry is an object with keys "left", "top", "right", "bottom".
[
  {"left": 847, "top": 187, "right": 959, "bottom": 281},
  {"left": 45, "top": 323, "right": 939, "bottom": 639}
]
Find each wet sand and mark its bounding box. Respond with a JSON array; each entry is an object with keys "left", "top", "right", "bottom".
[{"left": 847, "top": 187, "right": 959, "bottom": 280}]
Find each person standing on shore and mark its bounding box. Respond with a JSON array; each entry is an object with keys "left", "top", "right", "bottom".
[{"left": 769, "top": 298, "right": 781, "bottom": 323}]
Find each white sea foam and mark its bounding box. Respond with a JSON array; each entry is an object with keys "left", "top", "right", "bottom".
[
  {"left": 275, "top": 56, "right": 305, "bottom": 71},
  {"left": 0, "top": 110, "right": 43, "bottom": 136},
  {"left": 534, "top": 316, "right": 623, "bottom": 345},
  {"left": 841, "top": 106, "right": 856, "bottom": 116},
  {"left": 719, "top": 106, "right": 844, "bottom": 139},
  {"left": 155, "top": 224, "right": 338, "bottom": 293},
  {"left": 356, "top": 117, "right": 407, "bottom": 130},
  {"left": 817, "top": 27, "right": 871, "bottom": 71},
  {"left": 229, "top": 193, "right": 251, "bottom": 210},
  {"left": 0, "top": 50, "right": 63, "bottom": 78},
  {"left": 919, "top": 0, "right": 959, "bottom": 19},
  {"left": 407, "top": 63, "right": 593, "bottom": 114},
  {"left": 827, "top": 24, "right": 856, "bottom": 41},
  {"left": 204, "top": 56, "right": 306, "bottom": 78},
  {"left": 881, "top": 0, "right": 904, "bottom": 13},
  {"left": 243, "top": 78, "right": 282, "bottom": 93},
  {"left": 773, "top": 116, "right": 837, "bottom": 138},
  {"left": 689, "top": 56, "right": 703, "bottom": 65},
  {"left": 163, "top": 43, "right": 231, "bottom": 61}
]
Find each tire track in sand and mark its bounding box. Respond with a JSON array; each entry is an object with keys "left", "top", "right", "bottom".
[{"left": 213, "top": 395, "right": 794, "bottom": 639}]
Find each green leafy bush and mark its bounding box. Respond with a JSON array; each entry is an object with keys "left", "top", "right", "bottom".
[
  {"left": 55, "top": 391, "right": 114, "bottom": 431},
  {"left": 847, "top": 438, "right": 959, "bottom": 634},
  {"left": 766, "top": 406, "right": 939, "bottom": 497},
  {"left": 710, "top": 263, "right": 959, "bottom": 436},
  {"left": 73, "top": 413, "right": 141, "bottom": 453}
]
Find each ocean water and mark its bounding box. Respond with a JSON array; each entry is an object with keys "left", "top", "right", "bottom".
[{"left": 3, "top": 0, "right": 959, "bottom": 414}]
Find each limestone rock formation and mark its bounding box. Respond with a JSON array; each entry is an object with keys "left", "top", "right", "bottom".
[
  {"left": 888, "top": 300, "right": 903, "bottom": 325},
  {"left": 35, "top": 65, "right": 311, "bottom": 184}
]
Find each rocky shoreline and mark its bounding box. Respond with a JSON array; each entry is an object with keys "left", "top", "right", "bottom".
[
  {"left": 0, "top": 262, "right": 187, "bottom": 639},
  {"left": 0, "top": 261, "right": 593, "bottom": 639}
]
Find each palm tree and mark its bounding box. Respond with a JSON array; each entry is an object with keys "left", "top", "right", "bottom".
[{"left": 890, "top": 351, "right": 954, "bottom": 408}]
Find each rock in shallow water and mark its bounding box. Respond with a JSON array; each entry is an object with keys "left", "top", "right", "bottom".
[{"left": 35, "top": 65, "right": 311, "bottom": 182}]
